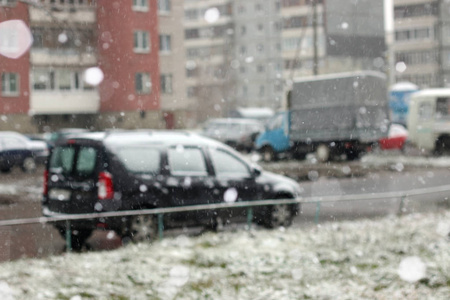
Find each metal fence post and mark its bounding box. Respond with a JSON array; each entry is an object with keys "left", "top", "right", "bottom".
[
  {"left": 398, "top": 195, "right": 406, "bottom": 215},
  {"left": 246, "top": 207, "right": 253, "bottom": 230},
  {"left": 158, "top": 214, "right": 164, "bottom": 240},
  {"left": 65, "top": 220, "right": 72, "bottom": 252},
  {"left": 315, "top": 202, "right": 321, "bottom": 224}
]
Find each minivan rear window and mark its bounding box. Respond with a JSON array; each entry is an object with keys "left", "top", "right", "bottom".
[{"left": 50, "top": 146, "right": 97, "bottom": 176}]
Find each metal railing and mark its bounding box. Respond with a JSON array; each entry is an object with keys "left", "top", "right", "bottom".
[{"left": 1, "top": 184, "right": 450, "bottom": 251}]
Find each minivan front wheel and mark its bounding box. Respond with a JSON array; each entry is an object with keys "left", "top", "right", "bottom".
[
  {"left": 123, "top": 215, "right": 158, "bottom": 243},
  {"left": 264, "top": 204, "right": 293, "bottom": 229}
]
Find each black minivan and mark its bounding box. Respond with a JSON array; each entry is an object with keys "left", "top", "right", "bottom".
[{"left": 42, "top": 131, "right": 302, "bottom": 249}]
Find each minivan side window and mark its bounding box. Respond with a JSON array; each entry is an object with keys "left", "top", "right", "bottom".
[
  {"left": 115, "top": 147, "right": 160, "bottom": 174},
  {"left": 209, "top": 147, "right": 251, "bottom": 178},
  {"left": 168, "top": 147, "right": 207, "bottom": 176}
]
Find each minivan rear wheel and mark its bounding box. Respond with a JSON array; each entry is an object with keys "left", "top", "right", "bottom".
[
  {"left": 57, "top": 228, "right": 92, "bottom": 251},
  {"left": 123, "top": 215, "right": 158, "bottom": 243}
]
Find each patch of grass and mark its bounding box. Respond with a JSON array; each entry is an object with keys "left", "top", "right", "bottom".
[
  {"left": 183, "top": 255, "right": 227, "bottom": 269},
  {"left": 356, "top": 263, "right": 379, "bottom": 270},
  {"left": 190, "top": 278, "right": 214, "bottom": 292}
]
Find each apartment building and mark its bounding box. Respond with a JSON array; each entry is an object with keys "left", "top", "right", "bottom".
[
  {"left": 281, "top": 0, "right": 326, "bottom": 81},
  {"left": 158, "top": 0, "right": 196, "bottom": 129},
  {"left": 281, "top": 0, "right": 385, "bottom": 80},
  {"left": 0, "top": 0, "right": 163, "bottom": 132},
  {"left": 232, "top": 0, "right": 284, "bottom": 109},
  {"left": 393, "top": 0, "right": 450, "bottom": 88},
  {"left": 184, "top": 0, "right": 284, "bottom": 123},
  {"left": 184, "top": 0, "right": 234, "bottom": 122}
]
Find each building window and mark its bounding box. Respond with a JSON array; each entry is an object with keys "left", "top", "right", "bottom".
[
  {"left": 132, "top": 0, "right": 148, "bottom": 11},
  {"left": 1, "top": 73, "right": 19, "bottom": 96},
  {"left": 241, "top": 26, "right": 246, "bottom": 35},
  {"left": 257, "top": 44, "right": 264, "bottom": 52},
  {"left": 395, "top": 27, "right": 435, "bottom": 42},
  {"left": 159, "top": 34, "right": 171, "bottom": 52},
  {"left": 135, "top": 73, "right": 151, "bottom": 94},
  {"left": 259, "top": 85, "right": 265, "bottom": 96},
  {"left": 185, "top": 9, "right": 198, "bottom": 20},
  {"left": 160, "top": 74, "right": 173, "bottom": 94},
  {"left": 394, "top": 3, "right": 438, "bottom": 19},
  {"left": 0, "top": 0, "right": 17, "bottom": 6},
  {"left": 31, "top": 69, "right": 94, "bottom": 91},
  {"left": 187, "top": 86, "right": 196, "bottom": 98},
  {"left": 134, "top": 31, "right": 150, "bottom": 53},
  {"left": 242, "top": 85, "right": 248, "bottom": 96},
  {"left": 33, "top": 70, "right": 53, "bottom": 90},
  {"left": 158, "top": 0, "right": 170, "bottom": 12}
]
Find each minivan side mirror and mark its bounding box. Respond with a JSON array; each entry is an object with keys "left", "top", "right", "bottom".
[{"left": 252, "top": 165, "right": 262, "bottom": 177}]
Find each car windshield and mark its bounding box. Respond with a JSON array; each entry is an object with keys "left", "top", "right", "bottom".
[{"left": 1, "top": 1, "right": 450, "bottom": 299}]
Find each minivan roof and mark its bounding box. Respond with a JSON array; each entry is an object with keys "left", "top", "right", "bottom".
[
  {"left": 205, "top": 118, "right": 263, "bottom": 125},
  {"left": 64, "top": 130, "right": 227, "bottom": 148}
]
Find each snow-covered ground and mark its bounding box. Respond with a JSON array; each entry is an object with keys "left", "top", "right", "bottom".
[{"left": 0, "top": 211, "right": 449, "bottom": 300}]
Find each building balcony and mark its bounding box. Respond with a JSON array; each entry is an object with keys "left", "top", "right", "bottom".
[
  {"left": 30, "top": 90, "right": 100, "bottom": 115},
  {"left": 31, "top": 49, "right": 97, "bottom": 66},
  {"left": 29, "top": 5, "right": 96, "bottom": 24}
]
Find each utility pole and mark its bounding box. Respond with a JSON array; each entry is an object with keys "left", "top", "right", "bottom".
[{"left": 312, "top": 0, "right": 319, "bottom": 75}]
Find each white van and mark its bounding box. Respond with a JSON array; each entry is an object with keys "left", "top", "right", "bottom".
[{"left": 407, "top": 89, "right": 450, "bottom": 154}]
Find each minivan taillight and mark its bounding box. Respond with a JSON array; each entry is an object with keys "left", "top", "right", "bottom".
[
  {"left": 98, "top": 172, "right": 114, "bottom": 200},
  {"left": 43, "top": 170, "right": 49, "bottom": 196}
]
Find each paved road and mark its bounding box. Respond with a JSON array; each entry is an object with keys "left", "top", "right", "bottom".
[{"left": 1, "top": 159, "right": 449, "bottom": 262}]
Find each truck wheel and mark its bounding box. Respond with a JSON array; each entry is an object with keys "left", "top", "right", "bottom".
[
  {"left": 316, "top": 144, "right": 330, "bottom": 162},
  {"left": 345, "top": 150, "right": 360, "bottom": 161},
  {"left": 0, "top": 166, "right": 11, "bottom": 173},
  {"left": 293, "top": 151, "right": 307, "bottom": 160},
  {"left": 434, "top": 138, "right": 449, "bottom": 156},
  {"left": 262, "top": 146, "right": 276, "bottom": 162}
]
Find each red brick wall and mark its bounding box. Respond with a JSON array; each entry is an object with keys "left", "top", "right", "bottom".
[
  {"left": 97, "top": 0, "right": 160, "bottom": 112},
  {"left": 0, "top": 2, "right": 30, "bottom": 114}
]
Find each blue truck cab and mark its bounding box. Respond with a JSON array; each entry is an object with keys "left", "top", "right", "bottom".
[{"left": 255, "top": 112, "right": 290, "bottom": 161}]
